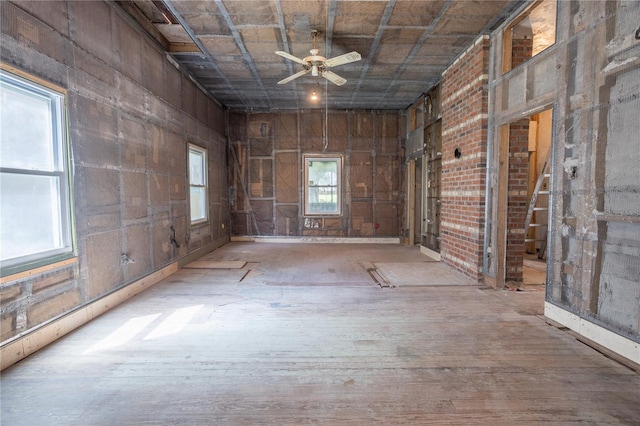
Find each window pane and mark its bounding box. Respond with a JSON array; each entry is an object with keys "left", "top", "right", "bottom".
[
  {"left": 0, "top": 78, "right": 58, "bottom": 171},
  {"left": 0, "top": 173, "right": 68, "bottom": 262},
  {"left": 190, "top": 186, "right": 207, "bottom": 222},
  {"left": 306, "top": 158, "right": 340, "bottom": 215},
  {"left": 189, "top": 150, "right": 204, "bottom": 185},
  {"left": 308, "top": 160, "right": 337, "bottom": 186}
]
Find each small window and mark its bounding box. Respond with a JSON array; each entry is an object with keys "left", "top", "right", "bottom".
[
  {"left": 0, "top": 68, "right": 74, "bottom": 275},
  {"left": 304, "top": 156, "right": 341, "bottom": 215},
  {"left": 188, "top": 144, "right": 208, "bottom": 224},
  {"left": 503, "top": 0, "right": 557, "bottom": 73}
]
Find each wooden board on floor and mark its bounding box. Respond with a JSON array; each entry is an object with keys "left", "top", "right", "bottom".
[
  {"left": 184, "top": 260, "right": 247, "bottom": 269},
  {"left": 374, "top": 262, "right": 474, "bottom": 286}
]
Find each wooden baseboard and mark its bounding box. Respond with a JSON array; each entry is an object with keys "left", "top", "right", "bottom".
[
  {"left": 1, "top": 262, "right": 178, "bottom": 371},
  {"left": 544, "top": 302, "right": 640, "bottom": 366}
]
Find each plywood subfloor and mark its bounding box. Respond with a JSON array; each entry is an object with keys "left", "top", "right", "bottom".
[
  {"left": 1, "top": 242, "right": 639, "bottom": 425},
  {"left": 374, "top": 262, "right": 473, "bottom": 286}
]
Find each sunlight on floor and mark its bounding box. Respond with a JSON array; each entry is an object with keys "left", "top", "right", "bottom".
[{"left": 83, "top": 305, "right": 204, "bottom": 353}]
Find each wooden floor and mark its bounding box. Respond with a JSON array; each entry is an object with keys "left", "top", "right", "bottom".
[{"left": 2, "top": 242, "right": 639, "bottom": 425}]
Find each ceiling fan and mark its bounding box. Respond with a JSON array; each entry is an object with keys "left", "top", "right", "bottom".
[{"left": 276, "top": 30, "right": 362, "bottom": 86}]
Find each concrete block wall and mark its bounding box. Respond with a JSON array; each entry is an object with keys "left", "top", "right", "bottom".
[
  {"left": 229, "top": 110, "right": 402, "bottom": 237},
  {"left": 439, "top": 36, "right": 490, "bottom": 281},
  {"left": 0, "top": 1, "right": 228, "bottom": 344}
]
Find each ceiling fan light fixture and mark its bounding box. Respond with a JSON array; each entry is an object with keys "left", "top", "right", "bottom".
[{"left": 311, "top": 65, "right": 319, "bottom": 77}]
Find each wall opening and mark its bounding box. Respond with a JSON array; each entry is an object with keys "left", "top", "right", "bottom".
[
  {"left": 502, "top": 0, "right": 557, "bottom": 73},
  {"left": 500, "top": 107, "right": 553, "bottom": 287}
]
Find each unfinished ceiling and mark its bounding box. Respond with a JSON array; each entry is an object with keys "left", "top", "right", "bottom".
[{"left": 119, "top": 0, "right": 524, "bottom": 111}]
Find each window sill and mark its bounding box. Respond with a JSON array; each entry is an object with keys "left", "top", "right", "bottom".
[{"left": 0, "top": 257, "right": 78, "bottom": 285}]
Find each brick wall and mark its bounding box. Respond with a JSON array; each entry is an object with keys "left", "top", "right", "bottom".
[
  {"left": 439, "top": 36, "right": 490, "bottom": 281},
  {"left": 506, "top": 119, "right": 530, "bottom": 283},
  {"left": 511, "top": 38, "right": 533, "bottom": 69}
]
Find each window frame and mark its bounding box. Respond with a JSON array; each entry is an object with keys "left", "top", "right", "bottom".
[
  {"left": 502, "top": 0, "right": 557, "bottom": 74},
  {"left": 0, "top": 66, "right": 75, "bottom": 277},
  {"left": 303, "top": 155, "right": 342, "bottom": 216},
  {"left": 188, "top": 143, "right": 208, "bottom": 225}
]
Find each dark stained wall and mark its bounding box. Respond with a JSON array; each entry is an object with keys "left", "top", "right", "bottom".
[
  {"left": 0, "top": 1, "right": 229, "bottom": 343},
  {"left": 228, "top": 110, "right": 403, "bottom": 238}
]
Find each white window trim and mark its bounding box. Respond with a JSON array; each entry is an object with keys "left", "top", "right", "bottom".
[
  {"left": 0, "top": 66, "right": 75, "bottom": 277},
  {"left": 304, "top": 155, "right": 342, "bottom": 216},
  {"left": 188, "top": 144, "right": 208, "bottom": 225}
]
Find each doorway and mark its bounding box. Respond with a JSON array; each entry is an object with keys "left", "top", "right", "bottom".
[
  {"left": 496, "top": 107, "right": 553, "bottom": 287},
  {"left": 523, "top": 109, "right": 552, "bottom": 285}
]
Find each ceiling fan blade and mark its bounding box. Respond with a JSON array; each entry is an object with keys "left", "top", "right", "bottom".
[
  {"left": 275, "top": 51, "right": 308, "bottom": 66},
  {"left": 322, "top": 70, "right": 347, "bottom": 86},
  {"left": 277, "top": 69, "right": 310, "bottom": 85},
  {"left": 324, "top": 51, "right": 362, "bottom": 67}
]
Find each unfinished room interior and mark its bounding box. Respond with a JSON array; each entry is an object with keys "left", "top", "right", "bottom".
[{"left": 1, "top": 0, "right": 639, "bottom": 424}]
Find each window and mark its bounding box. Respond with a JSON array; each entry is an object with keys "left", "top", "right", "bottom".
[
  {"left": 503, "top": 0, "right": 557, "bottom": 73},
  {"left": 188, "top": 144, "right": 208, "bottom": 224},
  {"left": 0, "top": 68, "right": 74, "bottom": 275},
  {"left": 304, "top": 156, "right": 341, "bottom": 215}
]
